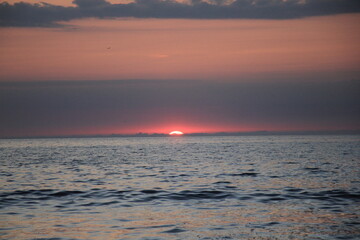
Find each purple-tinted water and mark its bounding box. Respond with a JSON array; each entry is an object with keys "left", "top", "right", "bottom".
[{"left": 0, "top": 135, "right": 359, "bottom": 239}]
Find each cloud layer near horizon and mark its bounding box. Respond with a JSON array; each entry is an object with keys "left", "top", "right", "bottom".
[
  {"left": 1, "top": 0, "right": 360, "bottom": 27},
  {"left": 0, "top": 80, "right": 359, "bottom": 137}
]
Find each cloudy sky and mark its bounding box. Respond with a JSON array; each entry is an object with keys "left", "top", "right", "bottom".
[{"left": 0, "top": 0, "right": 359, "bottom": 137}]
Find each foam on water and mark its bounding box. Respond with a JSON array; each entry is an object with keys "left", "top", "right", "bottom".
[{"left": 0, "top": 135, "right": 359, "bottom": 239}]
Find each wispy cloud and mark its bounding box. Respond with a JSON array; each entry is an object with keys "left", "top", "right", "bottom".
[{"left": 1, "top": 0, "right": 360, "bottom": 27}]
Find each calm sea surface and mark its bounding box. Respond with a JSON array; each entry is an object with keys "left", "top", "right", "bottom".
[{"left": 0, "top": 135, "right": 359, "bottom": 240}]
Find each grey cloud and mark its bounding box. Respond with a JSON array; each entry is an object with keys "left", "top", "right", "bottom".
[
  {"left": 73, "top": 0, "right": 110, "bottom": 8},
  {"left": 0, "top": 79, "right": 359, "bottom": 137},
  {"left": 0, "top": 0, "right": 359, "bottom": 27}
]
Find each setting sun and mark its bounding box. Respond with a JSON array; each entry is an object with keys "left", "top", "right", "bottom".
[{"left": 169, "top": 131, "right": 184, "bottom": 136}]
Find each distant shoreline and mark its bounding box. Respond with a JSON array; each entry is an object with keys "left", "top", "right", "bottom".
[{"left": 1, "top": 130, "right": 359, "bottom": 140}]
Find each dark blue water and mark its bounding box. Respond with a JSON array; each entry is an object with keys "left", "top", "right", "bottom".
[{"left": 0, "top": 135, "right": 359, "bottom": 239}]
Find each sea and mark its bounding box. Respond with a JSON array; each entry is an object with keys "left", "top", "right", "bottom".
[{"left": 0, "top": 135, "right": 359, "bottom": 240}]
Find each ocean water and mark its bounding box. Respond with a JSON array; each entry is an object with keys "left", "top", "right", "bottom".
[{"left": 0, "top": 135, "right": 359, "bottom": 240}]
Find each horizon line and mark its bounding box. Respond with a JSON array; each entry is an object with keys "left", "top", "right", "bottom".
[{"left": 1, "top": 130, "right": 359, "bottom": 140}]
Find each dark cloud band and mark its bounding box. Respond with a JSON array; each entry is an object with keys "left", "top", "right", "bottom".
[
  {"left": 0, "top": 79, "right": 359, "bottom": 137},
  {"left": 1, "top": 0, "right": 360, "bottom": 27}
]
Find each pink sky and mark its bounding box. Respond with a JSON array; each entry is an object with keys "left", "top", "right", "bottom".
[
  {"left": 0, "top": 1, "right": 359, "bottom": 136},
  {"left": 0, "top": 14, "right": 359, "bottom": 82}
]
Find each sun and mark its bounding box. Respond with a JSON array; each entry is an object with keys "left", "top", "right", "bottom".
[{"left": 169, "top": 131, "right": 184, "bottom": 136}]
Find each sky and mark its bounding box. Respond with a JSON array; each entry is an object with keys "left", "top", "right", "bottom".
[{"left": 0, "top": 0, "right": 359, "bottom": 137}]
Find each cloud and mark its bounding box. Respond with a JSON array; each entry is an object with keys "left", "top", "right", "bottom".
[
  {"left": 0, "top": 0, "right": 359, "bottom": 27},
  {"left": 0, "top": 79, "right": 359, "bottom": 137},
  {"left": 73, "top": 0, "right": 110, "bottom": 8}
]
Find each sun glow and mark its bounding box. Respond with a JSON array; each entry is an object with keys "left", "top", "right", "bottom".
[{"left": 169, "top": 131, "right": 184, "bottom": 136}]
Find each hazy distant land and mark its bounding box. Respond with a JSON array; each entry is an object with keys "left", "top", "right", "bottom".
[{"left": 2, "top": 130, "right": 359, "bottom": 139}]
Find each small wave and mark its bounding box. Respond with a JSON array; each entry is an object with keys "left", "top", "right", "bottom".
[
  {"left": 148, "top": 224, "right": 175, "bottom": 229},
  {"left": 217, "top": 172, "right": 259, "bottom": 177},
  {"left": 213, "top": 181, "right": 232, "bottom": 184},
  {"left": 79, "top": 200, "right": 120, "bottom": 207},
  {"left": 162, "top": 228, "right": 187, "bottom": 233},
  {"left": 50, "top": 190, "right": 84, "bottom": 197},
  {"left": 284, "top": 187, "right": 303, "bottom": 192},
  {"left": 311, "top": 190, "right": 360, "bottom": 201},
  {"left": 140, "top": 189, "right": 161, "bottom": 194},
  {"left": 303, "top": 167, "right": 329, "bottom": 174},
  {"left": 167, "top": 190, "right": 233, "bottom": 200},
  {"left": 246, "top": 221, "right": 280, "bottom": 228},
  {"left": 1, "top": 188, "right": 359, "bottom": 210}
]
